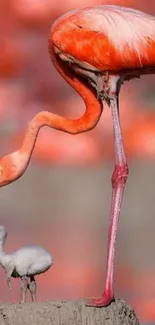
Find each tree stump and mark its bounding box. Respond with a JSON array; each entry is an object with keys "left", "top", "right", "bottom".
[{"left": 0, "top": 298, "right": 140, "bottom": 325}]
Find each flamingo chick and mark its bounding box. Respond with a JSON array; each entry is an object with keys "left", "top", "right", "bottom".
[
  {"left": 0, "top": 5, "right": 154, "bottom": 307},
  {"left": 0, "top": 225, "right": 53, "bottom": 303}
]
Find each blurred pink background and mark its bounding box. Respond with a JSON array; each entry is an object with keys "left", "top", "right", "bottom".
[{"left": 0, "top": 0, "right": 155, "bottom": 323}]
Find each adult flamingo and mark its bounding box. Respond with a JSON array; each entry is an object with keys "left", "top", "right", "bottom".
[{"left": 0, "top": 5, "right": 155, "bottom": 306}]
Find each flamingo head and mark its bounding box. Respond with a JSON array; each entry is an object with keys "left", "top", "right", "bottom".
[{"left": 0, "top": 151, "right": 26, "bottom": 187}]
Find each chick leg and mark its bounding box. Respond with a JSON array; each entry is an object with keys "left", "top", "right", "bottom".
[
  {"left": 20, "top": 276, "right": 27, "bottom": 303},
  {"left": 5, "top": 263, "right": 14, "bottom": 290},
  {"left": 29, "top": 275, "right": 37, "bottom": 302}
]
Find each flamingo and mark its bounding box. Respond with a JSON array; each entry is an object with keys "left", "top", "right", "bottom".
[
  {"left": 0, "top": 5, "right": 154, "bottom": 306},
  {"left": 0, "top": 225, "right": 53, "bottom": 303}
]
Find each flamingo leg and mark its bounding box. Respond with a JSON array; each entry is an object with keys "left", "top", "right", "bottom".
[{"left": 86, "top": 83, "right": 128, "bottom": 307}]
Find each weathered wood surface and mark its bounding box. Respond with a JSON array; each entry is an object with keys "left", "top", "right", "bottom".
[{"left": 0, "top": 299, "right": 140, "bottom": 325}]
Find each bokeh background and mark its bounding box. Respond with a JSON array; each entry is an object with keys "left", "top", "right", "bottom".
[{"left": 0, "top": 0, "right": 155, "bottom": 324}]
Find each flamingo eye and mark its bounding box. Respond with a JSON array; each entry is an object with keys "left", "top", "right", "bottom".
[{"left": 0, "top": 166, "right": 3, "bottom": 176}]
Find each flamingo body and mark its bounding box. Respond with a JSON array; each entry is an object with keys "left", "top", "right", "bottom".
[{"left": 50, "top": 6, "right": 155, "bottom": 72}]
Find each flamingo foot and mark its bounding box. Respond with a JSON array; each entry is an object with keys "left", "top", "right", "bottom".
[{"left": 85, "top": 293, "right": 115, "bottom": 307}]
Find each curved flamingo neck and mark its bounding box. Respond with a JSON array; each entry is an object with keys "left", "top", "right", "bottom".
[
  {"left": 18, "top": 50, "right": 103, "bottom": 172},
  {"left": 49, "top": 47, "right": 103, "bottom": 129}
]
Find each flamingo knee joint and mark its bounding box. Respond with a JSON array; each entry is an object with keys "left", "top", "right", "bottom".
[{"left": 112, "top": 164, "right": 129, "bottom": 188}]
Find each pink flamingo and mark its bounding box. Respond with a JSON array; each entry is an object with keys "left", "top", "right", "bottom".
[{"left": 0, "top": 5, "right": 155, "bottom": 306}]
